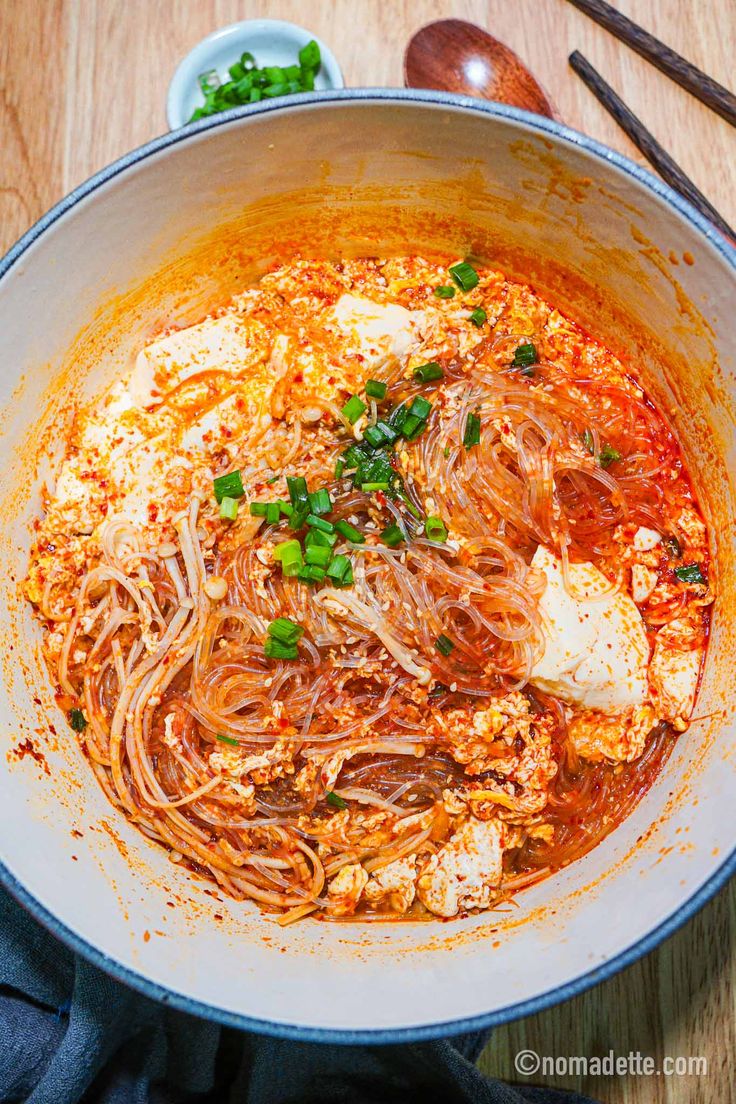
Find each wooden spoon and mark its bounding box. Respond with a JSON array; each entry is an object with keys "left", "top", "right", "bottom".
[{"left": 404, "top": 19, "right": 556, "bottom": 118}]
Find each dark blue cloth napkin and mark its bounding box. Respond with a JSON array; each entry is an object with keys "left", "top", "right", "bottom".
[{"left": 0, "top": 887, "right": 599, "bottom": 1104}]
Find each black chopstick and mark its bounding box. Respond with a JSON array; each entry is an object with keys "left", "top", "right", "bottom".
[
  {"left": 566, "top": 0, "right": 736, "bottom": 128},
  {"left": 569, "top": 51, "right": 735, "bottom": 242}
]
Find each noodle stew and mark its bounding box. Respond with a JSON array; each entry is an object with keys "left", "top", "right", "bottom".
[{"left": 26, "top": 256, "right": 712, "bottom": 923}]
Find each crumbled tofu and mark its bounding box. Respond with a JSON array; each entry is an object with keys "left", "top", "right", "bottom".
[
  {"left": 434, "top": 693, "right": 556, "bottom": 810},
  {"left": 530, "top": 546, "right": 649, "bottom": 713},
  {"left": 434, "top": 691, "right": 530, "bottom": 774},
  {"left": 208, "top": 740, "right": 292, "bottom": 784},
  {"left": 162, "top": 713, "right": 180, "bottom": 751},
  {"left": 364, "top": 857, "right": 417, "bottom": 913},
  {"left": 676, "top": 507, "right": 707, "bottom": 547},
  {"left": 319, "top": 748, "right": 354, "bottom": 791},
  {"left": 568, "top": 702, "right": 659, "bottom": 762},
  {"left": 327, "top": 863, "right": 368, "bottom": 915},
  {"left": 648, "top": 619, "right": 702, "bottom": 729},
  {"left": 416, "top": 818, "right": 507, "bottom": 917},
  {"left": 631, "top": 563, "right": 659, "bottom": 604},
  {"left": 633, "top": 526, "right": 662, "bottom": 552}
]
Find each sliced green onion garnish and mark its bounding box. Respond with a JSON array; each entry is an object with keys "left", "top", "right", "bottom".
[
  {"left": 326, "top": 790, "right": 347, "bottom": 810},
  {"left": 198, "top": 69, "right": 221, "bottom": 94},
  {"left": 449, "top": 261, "right": 479, "bottom": 291},
  {"left": 265, "top": 502, "right": 280, "bottom": 524},
  {"left": 599, "top": 444, "right": 621, "bottom": 468},
  {"left": 401, "top": 414, "right": 425, "bottom": 441},
  {"left": 216, "top": 733, "right": 239, "bottom": 746},
  {"left": 249, "top": 501, "right": 268, "bottom": 517},
  {"left": 273, "top": 539, "right": 303, "bottom": 577},
  {"left": 306, "top": 514, "right": 335, "bottom": 533},
  {"left": 264, "top": 638, "right": 299, "bottom": 660},
  {"left": 380, "top": 523, "right": 404, "bottom": 547},
  {"left": 299, "top": 39, "right": 321, "bottom": 70},
  {"left": 413, "top": 362, "right": 444, "bottom": 384},
  {"left": 277, "top": 499, "right": 293, "bottom": 517},
  {"left": 342, "top": 444, "right": 363, "bottom": 470},
  {"left": 511, "top": 342, "right": 538, "bottom": 368},
  {"left": 265, "top": 474, "right": 279, "bottom": 485},
  {"left": 363, "top": 425, "right": 388, "bottom": 449},
  {"left": 361, "top": 481, "right": 390, "bottom": 493},
  {"left": 582, "top": 428, "right": 595, "bottom": 455},
  {"left": 375, "top": 420, "right": 398, "bottom": 444},
  {"left": 267, "top": 617, "right": 304, "bottom": 645},
  {"left": 335, "top": 519, "right": 365, "bottom": 543},
  {"left": 469, "top": 307, "right": 487, "bottom": 327},
  {"left": 434, "top": 285, "right": 456, "bottom": 299},
  {"left": 674, "top": 563, "right": 705, "bottom": 585},
  {"left": 287, "top": 475, "right": 308, "bottom": 507},
  {"left": 308, "top": 488, "right": 332, "bottom": 516},
  {"left": 288, "top": 506, "right": 309, "bottom": 531},
  {"left": 408, "top": 396, "right": 432, "bottom": 420},
  {"left": 354, "top": 451, "right": 399, "bottom": 491},
  {"left": 342, "top": 394, "right": 367, "bottom": 424},
  {"left": 220, "top": 496, "right": 239, "bottom": 521},
  {"left": 69, "top": 708, "right": 87, "bottom": 732},
  {"left": 326, "top": 554, "right": 353, "bottom": 586},
  {"left": 213, "top": 469, "right": 244, "bottom": 503},
  {"left": 297, "top": 564, "right": 326, "bottom": 584},
  {"left": 189, "top": 44, "right": 320, "bottom": 123},
  {"left": 463, "top": 412, "right": 481, "bottom": 450},
  {"left": 305, "top": 527, "right": 338, "bottom": 549},
  {"left": 387, "top": 403, "right": 408, "bottom": 434},
  {"left": 398, "top": 491, "right": 422, "bottom": 521},
  {"left": 435, "top": 634, "right": 455, "bottom": 656},
  {"left": 335, "top": 459, "right": 345, "bottom": 479},
  {"left": 305, "top": 544, "right": 332, "bottom": 567},
  {"left": 365, "top": 379, "right": 387, "bottom": 400},
  {"left": 424, "top": 516, "right": 448, "bottom": 542}
]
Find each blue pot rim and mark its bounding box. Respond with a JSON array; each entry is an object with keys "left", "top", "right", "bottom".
[{"left": 1, "top": 88, "right": 734, "bottom": 1045}]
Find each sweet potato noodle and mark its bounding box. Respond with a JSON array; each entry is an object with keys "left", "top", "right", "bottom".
[{"left": 29, "top": 256, "right": 711, "bottom": 923}]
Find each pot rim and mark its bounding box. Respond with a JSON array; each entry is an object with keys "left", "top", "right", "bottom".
[{"left": 1, "top": 88, "right": 734, "bottom": 1043}]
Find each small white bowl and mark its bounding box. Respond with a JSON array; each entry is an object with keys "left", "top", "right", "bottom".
[{"left": 167, "top": 19, "right": 344, "bottom": 130}]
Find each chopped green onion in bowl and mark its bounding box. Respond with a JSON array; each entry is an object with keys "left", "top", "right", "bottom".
[{"left": 189, "top": 40, "right": 323, "bottom": 122}]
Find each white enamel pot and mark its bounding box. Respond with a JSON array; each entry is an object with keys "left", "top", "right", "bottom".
[{"left": 0, "top": 91, "right": 734, "bottom": 1042}]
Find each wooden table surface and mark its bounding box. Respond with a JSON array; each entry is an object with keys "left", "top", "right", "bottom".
[{"left": 1, "top": 1, "right": 734, "bottom": 1100}]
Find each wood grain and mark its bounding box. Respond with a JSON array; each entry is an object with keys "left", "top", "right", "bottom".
[
  {"left": 566, "top": 0, "right": 736, "bottom": 127},
  {"left": 1, "top": 3, "right": 734, "bottom": 1102}
]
